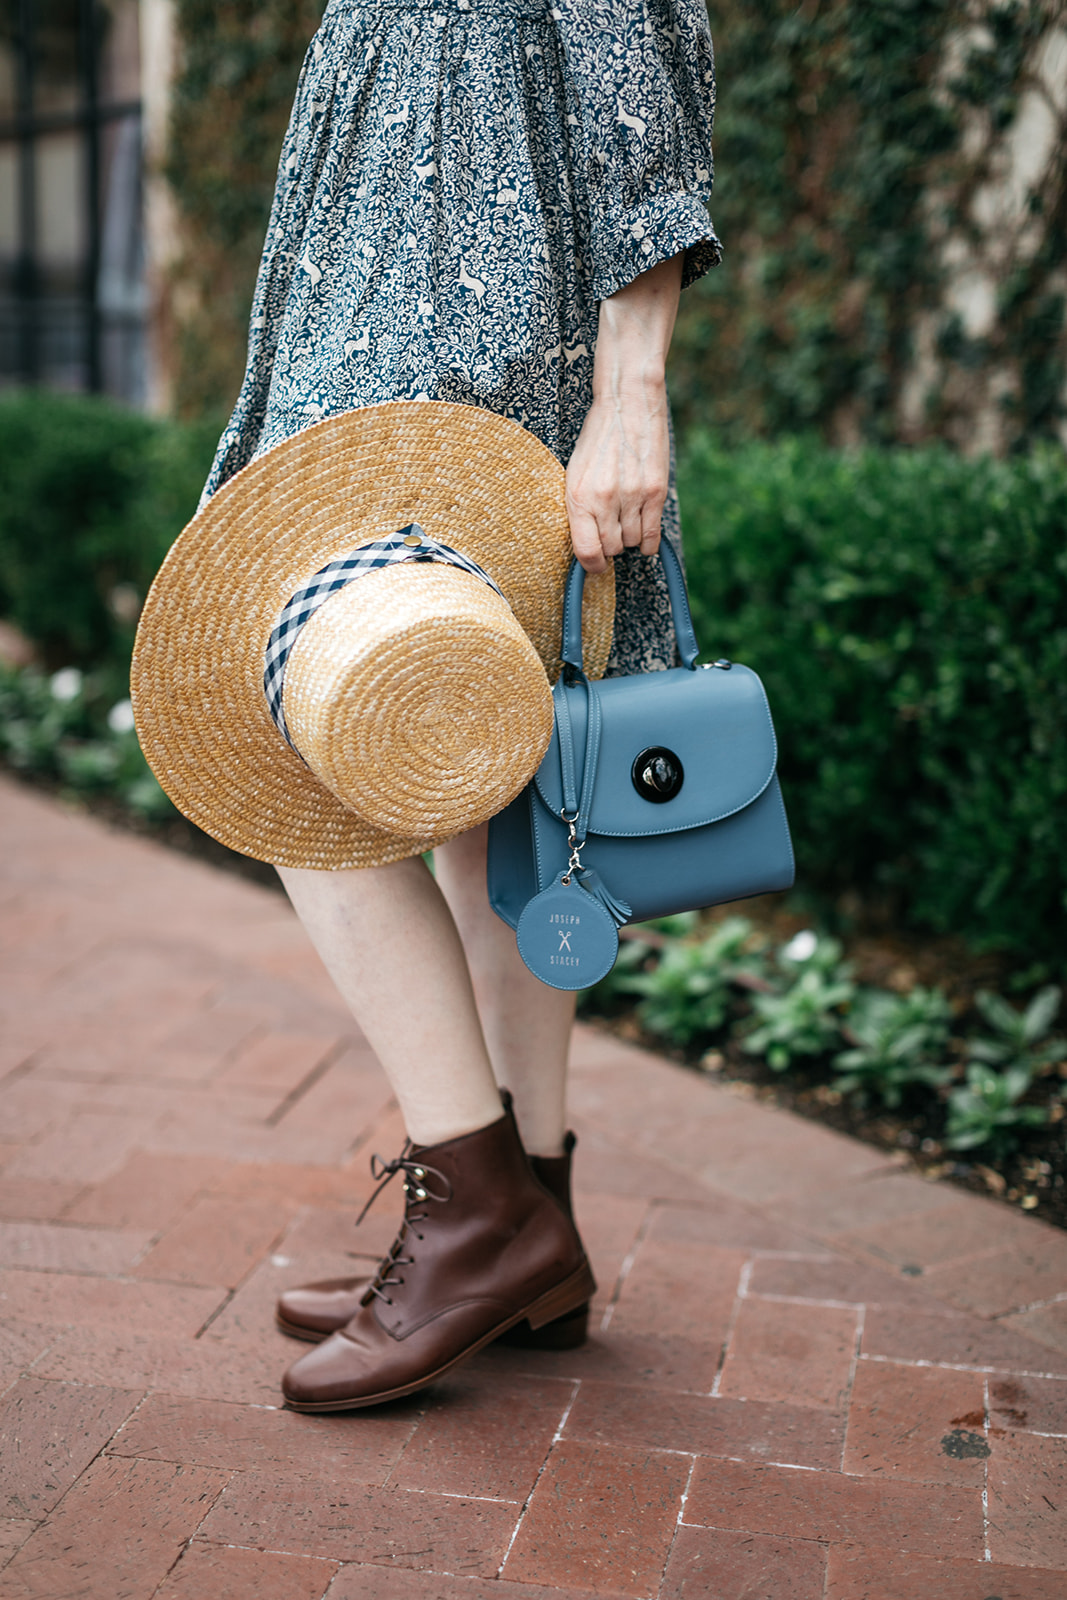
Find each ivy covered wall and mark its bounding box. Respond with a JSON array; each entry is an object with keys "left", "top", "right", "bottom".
[
  {"left": 165, "top": 0, "right": 326, "bottom": 419},
  {"left": 162, "top": 0, "right": 1067, "bottom": 452},
  {"left": 671, "top": 0, "right": 1067, "bottom": 450}
]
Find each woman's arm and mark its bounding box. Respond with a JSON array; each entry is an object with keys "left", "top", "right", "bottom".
[{"left": 565, "top": 250, "right": 684, "bottom": 575}]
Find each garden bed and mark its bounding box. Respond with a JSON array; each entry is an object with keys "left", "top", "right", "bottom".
[
  {"left": 580, "top": 901, "right": 1066, "bottom": 1231},
  {"left": 589, "top": 1009, "right": 1066, "bottom": 1230}
]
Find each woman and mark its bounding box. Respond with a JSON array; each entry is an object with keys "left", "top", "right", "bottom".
[{"left": 205, "top": 0, "right": 720, "bottom": 1411}]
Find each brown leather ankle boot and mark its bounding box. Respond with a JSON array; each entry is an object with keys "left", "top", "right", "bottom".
[
  {"left": 496, "top": 1132, "right": 589, "bottom": 1350},
  {"left": 280, "top": 1109, "right": 595, "bottom": 1411},
  {"left": 275, "top": 1129, "right": 589, "bottom": 1350}
]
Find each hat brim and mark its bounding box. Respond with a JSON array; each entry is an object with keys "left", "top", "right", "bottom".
[{"left": 131, "top": 401, "right": 615, "bottom": 870}]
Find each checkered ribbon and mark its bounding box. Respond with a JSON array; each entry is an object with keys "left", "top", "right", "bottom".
[{"left": 263, "top": 525, "right": 505, "bottom": 751}]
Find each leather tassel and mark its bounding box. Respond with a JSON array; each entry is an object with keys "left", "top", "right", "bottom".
[{"left": 576, "top": 868, "right": 632, "bottom": 928}]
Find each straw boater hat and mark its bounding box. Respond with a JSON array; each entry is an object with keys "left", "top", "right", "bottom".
[{"left": 131, "top": 401, "right": 615, "bottom": 870}]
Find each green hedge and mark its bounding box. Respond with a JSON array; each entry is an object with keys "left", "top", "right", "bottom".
[
  {"left": 1, "top": 391, "right": 1064, "bottom": 960},
  {"left": 677, "top": 433, "right": 1067, "bottom": 958},
  {"left": 0, "top": 391, "right": 218, "bottom": 679}
]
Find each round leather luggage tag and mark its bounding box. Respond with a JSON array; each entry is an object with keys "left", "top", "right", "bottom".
[{"left": 515, "top": 876, "right": 619, "bottom": 991}]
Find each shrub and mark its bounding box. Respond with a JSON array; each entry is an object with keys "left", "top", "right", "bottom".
[
  {"left": 611, "top": 915, "right": 766, "bottom": 1046},
  {"left": 945, "top": 1063, "right": 1051, "bottom": 1156},
  {"left": 741, "top": 958, "right": 855, "bottom": 1072},
  {"left": 0, "top": 391, "right": 218, "bottom": 674},
  {"left": 832, "top": 987, "right": 952, "bottom": 1108},
  {"left": 967, "top": 986, "right": 1065, "bottom": 1072},
  {"left": 0, "top": 661, "right": 174, "bottom": 818},
  {"left": 944, "top": 985, "right": 1065, "bottom": 1156},
  {"left": 678, "top": 434, "right": 1067, "bottom": 959}
]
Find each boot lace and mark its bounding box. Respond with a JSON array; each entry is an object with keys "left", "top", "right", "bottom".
[{"left": 354, "top": 1143, "right": 452, "bottom": 1307}]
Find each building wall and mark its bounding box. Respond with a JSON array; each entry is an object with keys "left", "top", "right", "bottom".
[
  {"left": 0, "top": 0, "right": 148, "bottom": 402},
  {"left": 667, "top": 0, "right": 1067, "bottom": 454},
  {"left": 139, "top": 0, "right": 178, "bottom": 414}
]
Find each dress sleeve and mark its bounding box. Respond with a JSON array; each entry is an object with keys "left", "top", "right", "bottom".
[{"left": 552, "top": 0, "right": 722, "bottom": 300}]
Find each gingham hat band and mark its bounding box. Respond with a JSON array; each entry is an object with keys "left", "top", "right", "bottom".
[{"left": 263, "top": 525, "right": 505, "bottom": 750}]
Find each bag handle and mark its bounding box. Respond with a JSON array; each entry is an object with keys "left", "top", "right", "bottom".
[
  {"left": 554, "top": 668, "right": 602, "bottom": 841},
  {"left": 561, "top": 538, "right": 701, "bottom": 675}
]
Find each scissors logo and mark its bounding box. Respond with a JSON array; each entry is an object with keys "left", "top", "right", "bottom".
[{"left": 557, "top": 931, "right": 572, "bottom": 953}]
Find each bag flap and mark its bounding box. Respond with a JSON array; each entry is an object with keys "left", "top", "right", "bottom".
[{"left": 532, "top": 663, "right": 778, "bottom": 837}]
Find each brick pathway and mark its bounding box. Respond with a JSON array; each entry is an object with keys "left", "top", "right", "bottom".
[{"left": 1, "top": 773, "right": 1066, "bottom": 1599}]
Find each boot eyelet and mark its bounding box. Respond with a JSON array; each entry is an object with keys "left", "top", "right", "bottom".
[
  {"left": 413, "top": 1167, "right": 425, "bottom": 1179},
  {"left": 414, "top": 1187, "right": 427, "bottom": 1200}
]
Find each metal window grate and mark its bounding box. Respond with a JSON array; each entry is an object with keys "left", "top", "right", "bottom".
[{"left": 1, "top": 0, "right": 146, "bottom": 401}]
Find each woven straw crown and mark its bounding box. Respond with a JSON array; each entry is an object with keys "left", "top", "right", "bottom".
[{"left": 131, "top": 402, "right": 615, "bottom": 870}]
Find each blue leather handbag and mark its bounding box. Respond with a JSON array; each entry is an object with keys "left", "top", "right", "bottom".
[{"left": 487, "top": 541, "right": 795, "bottom": 989}]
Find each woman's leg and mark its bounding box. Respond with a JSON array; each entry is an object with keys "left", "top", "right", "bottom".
[
  {"left": 432, "top": 823, "right": 574, "bottom": 1158},
  {"left": 278, "top": 851, "right": 594, "bottom": 1412},
  {"left": 277, "top": 856, "right": 503, "bottom": 1147}
]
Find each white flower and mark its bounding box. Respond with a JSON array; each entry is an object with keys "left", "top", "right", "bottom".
[
  {"left": 107, "top": 699, "right": 136, "bottom": 734},
  {"left": 783, "top": 929, "right": 819, "bottom": 963},
  {"left": 107, "top": 583, "right": 141, "bottom": 625},
  {"left": 50, "top": 668, "right": 83, "bottom": 702}
]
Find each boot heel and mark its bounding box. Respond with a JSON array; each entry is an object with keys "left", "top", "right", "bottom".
[
  {"left": 523, "top": 1261, "right": 596, "bottom": 1331},
  {"left": 499, "top": 1303, "right": 589, "bottom": 1350}
]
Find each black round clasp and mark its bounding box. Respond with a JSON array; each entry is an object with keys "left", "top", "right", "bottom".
[{"left": 631, "top": 747, "right": 684, "bottom": 803}]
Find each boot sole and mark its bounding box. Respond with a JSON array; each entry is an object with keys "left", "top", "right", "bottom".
[
  {"left": 275, "top": 1314, "right": 337, "bottom": 1343},
  {"left": 282, "top": 1259, "right": 596, "bottom": 1413},
  {"left": 496, "top": 1303, "right": 588, "bottom": 1350},
  {"left": 275, "top": 1302, "right": 590, "bottom": 1350}
]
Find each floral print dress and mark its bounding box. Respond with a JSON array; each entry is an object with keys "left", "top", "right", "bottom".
[{"left": 205, "top": 0, "right": 721, "bottom": 674}]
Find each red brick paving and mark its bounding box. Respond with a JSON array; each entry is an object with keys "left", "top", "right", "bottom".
[
  {"left": 0, "top": 1520, "right": 35, "bottom": 1568},
  {"left": 684, "top": 1457, "right": 983, "bottom": 1558},
  {"left": 563, "top": 1378, "right": 845, "bottom": 1468},
  {"left": 927, "top": 1240, "right": 1067, "bottom": 1318},
  {"left": 31, "top": 1327, "right": 284, "bottom": 1405},
  {"left": 842, "top": 1360, "right": 988, "bottom": 1483},
  {"left": 840, "top": 1194, "right": 1035, "bottom": 1271},
  {"left": 62, "top": 1152, "right": 230, "bottom": 1231},
  {"left": 327, "top": 1569, "right": 632, "bottom": 1600},
  {"left": 2, "top": 1454, "right": 228, "bottom": 1598},
  {"left": 715, "top": 1295, "right": 859, "bottom": 1409},
  {"left": 389, "top": 1371, "right": 574, "bottom": 1500},
  {"left": 199, "top": 1471, "right": 520, "bottom": 1574},
  {"left": 1, "top": 773, "right": 1066, "bottom": 1597},
  {"left": 0, "top": 1265, "right": 224, "bottom": 1334},
  {"left": 661, "top": 1525, "right": 828, "bottom": 1600},
  {"left": 502, "top": 1440, "right": 692, "bottom": 1593},
  {"left": 988, "top": 1372, "right": 1067, "bottom": 1435},
  {"left": 1006, "top": 1299, "right": 1067, "bottom": 1355},
  {"left": 0, "top": 1218, "right": 154, "bottom": 1274},
  {"left": 824, "top": 1547, "right": 1067, "bottom": 1599},
  {"left": 859, "top": 1303, "right": 1067, "bottom": 1374},
  {"left": 0, "top": 1377, "right": 139, "bottom": 1519},
  {"left": 986, "top": 1429, "right": 1067, "bottom": 1568},
  {"left": 0, "top": 1179, "right": 85, "bottom": 1222},
  {"left": 108, "top": 1392, "right": 416, "bottom": 1481},
  {"left": 132, "top": 1195, "right": 289, "bottom": 1288},
  {"left": 160, "top": 1541, "right": 340, "bottom": 1600}
]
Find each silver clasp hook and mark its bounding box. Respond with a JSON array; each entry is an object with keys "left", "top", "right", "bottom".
[{"left": 560, "top": 808, "right": 583, "bottom": 885}]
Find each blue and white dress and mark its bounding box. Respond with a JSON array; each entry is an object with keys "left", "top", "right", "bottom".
[{"left": 205, "top": 0, "right": 721, "bottom": 674}]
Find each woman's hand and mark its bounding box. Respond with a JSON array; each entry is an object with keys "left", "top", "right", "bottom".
[{"left": 565, "top": 252, "right": 684, "bottom": 575}]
